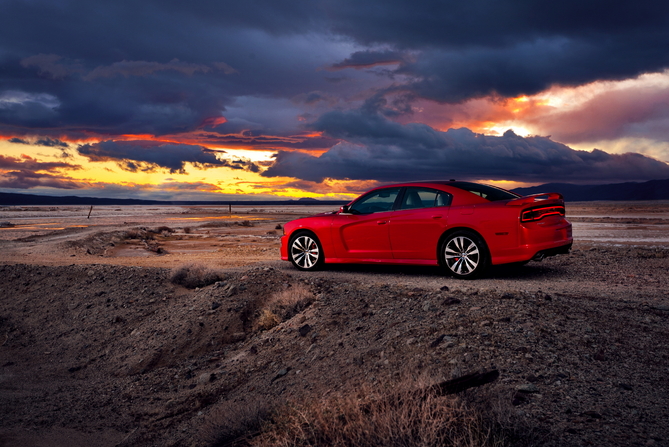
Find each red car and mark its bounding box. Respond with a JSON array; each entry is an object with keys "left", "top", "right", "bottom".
[{"left": 280, "top": 181, "right": 572, "bottom": 278}]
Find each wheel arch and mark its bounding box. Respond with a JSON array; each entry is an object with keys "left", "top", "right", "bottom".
[
  {"left": 288, "top": 229, "right": 325, "bottom": 270},
  {"left": 436, "top": 226, "right": 490, "bottom": 267}
]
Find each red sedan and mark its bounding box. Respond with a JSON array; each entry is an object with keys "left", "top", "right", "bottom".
[{"left": 280, "top": 181, "right": 572, "bottom": 278}]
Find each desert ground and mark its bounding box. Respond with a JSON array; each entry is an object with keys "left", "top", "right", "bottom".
[{"left": 0, "top": 202, "right": 668, "bottom": 446}]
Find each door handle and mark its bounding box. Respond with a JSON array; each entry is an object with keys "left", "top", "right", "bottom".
[
  {"left": 432, "top": 215, "right": 443, "bottom": 219},
  {"left": 377, "top": 220, "right": 388, "bottom": 225}
]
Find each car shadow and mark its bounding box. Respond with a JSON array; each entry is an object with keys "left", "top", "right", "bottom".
[{"left": 313, "top": 261, "right": 564, "bottom": 280}]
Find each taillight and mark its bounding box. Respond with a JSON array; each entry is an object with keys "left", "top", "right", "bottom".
[{"left": 521, "top": 205, "right": 565, "bottom": 222}]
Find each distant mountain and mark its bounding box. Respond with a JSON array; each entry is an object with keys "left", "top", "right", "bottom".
[
  {"left": 2, "top": 179, "right": 669, "bottom": 205},
  {"left": 512, "top": 179, "right": 669, "bottom": 201},
  {"left": 0, "top": 192, "right": 348, "bottom": 206}
]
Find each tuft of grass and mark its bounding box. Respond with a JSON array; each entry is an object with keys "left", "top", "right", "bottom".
[
  {"left": 255, "top": 308, "right": 281, "bottom": 331},
  {"left": 169, "top": 263, "right": 225, "bottom": 289},
  {"left": 209, "top": 379, "right": 523, "bottom": 447},
  {"left": 256, "top": 284, "right": 314, "bottom": 329}
]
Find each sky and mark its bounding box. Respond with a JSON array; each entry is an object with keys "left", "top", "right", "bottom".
[{"left": 2, "top": 0, "right": 669, "bottom": 201}]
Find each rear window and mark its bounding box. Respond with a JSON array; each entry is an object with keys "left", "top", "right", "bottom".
[{"left": 449, "top": 182, "right": 520, "bottom": 202}]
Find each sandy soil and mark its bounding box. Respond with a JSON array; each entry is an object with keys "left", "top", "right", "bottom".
[{"left": 0, "top": 202, "right": 668, "bottom": 447}]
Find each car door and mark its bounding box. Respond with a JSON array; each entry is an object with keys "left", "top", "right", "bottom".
[
  {"left": 388, "top": 187, "right": 452, "bottom": 260},
  {"left": 331, "top": 187, "right": 401, "bottom": 259}
]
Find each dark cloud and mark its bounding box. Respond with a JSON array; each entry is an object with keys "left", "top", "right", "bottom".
[
  {"left": 4, "top": 0, "right": 667, "bottom": 139},
  {"left": 8, "top": 138, "right": 29, "bottom": 144},
  {"left": 330, "top": 50, "right": 407, "bottom": 69},
  {"left": 0, "top": 171, "right": 82, "bottom": 189},
  {"left": 263, "top": 111, "right": 669, "bottom": 183},
  {"left": 35, "top": 137, "right": 69, "bottom": 148},
  {"left": 0, "top": 154, "right": 80, "bottom": 172},
  {"left": 0, "top": 154, "right": 82, "bottom": 189},
  {"left": 77, "top": 140, "right": 259, "bottom": 173}
]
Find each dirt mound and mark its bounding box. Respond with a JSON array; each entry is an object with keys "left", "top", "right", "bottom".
[{"left": 1, "top": 257, "right": 668, "bottom": 446}]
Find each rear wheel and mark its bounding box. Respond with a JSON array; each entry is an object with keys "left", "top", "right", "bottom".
[
  {"left": 289, "top": 232, "right": 323, "bottom": 271},
  {"left": 440, "top": 230, "right": 489, "bottom": 279}
]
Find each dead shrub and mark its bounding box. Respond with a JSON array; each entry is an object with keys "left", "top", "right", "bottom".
[
  {"left": 261, "top": 283, "right": 314, "bottom": 323},
  {"left": 238, "top": 220, "right": 254, "bottom": 227},
  {"left": 213, "top": 380, "right": 516, "bottom": 447},
  {"left": 169, "top": 263, "right": 224, "bottom": 289},
  {"left": 255, "top": 308, "right": 281, "bottom": 331}
]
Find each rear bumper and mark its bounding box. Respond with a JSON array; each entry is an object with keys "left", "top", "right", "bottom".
[
  {"left": 531, "top": 242, "right": 573, "bottom": 261},
  {"left": 491, "top": 219, "right": 572, "bottom": 265}
]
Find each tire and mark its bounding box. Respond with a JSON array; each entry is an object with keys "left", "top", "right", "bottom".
[
  {"left": 440, "top": 230, "right": 489, "bottom": 279},
  {"left": 289, "top": 232, "right": 324, "bottom": 271}
]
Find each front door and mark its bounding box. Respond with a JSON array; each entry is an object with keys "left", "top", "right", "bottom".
[{"left": 331, "top": 187, "right": 401, "bottom": 259}]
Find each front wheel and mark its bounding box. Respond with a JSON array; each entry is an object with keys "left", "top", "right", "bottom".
[
  {"left": 289, "top": 232, "right": 324, "bottom": 271},
  {"left": 440, "top": 231, "right": 489, "bottom": 279}
]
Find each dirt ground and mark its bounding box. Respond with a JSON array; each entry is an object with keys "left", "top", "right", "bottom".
[{"left": 0, "top": 203, "right": 668, "bottom": 447}]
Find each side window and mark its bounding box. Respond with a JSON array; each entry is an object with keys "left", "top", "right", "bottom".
[
  {"left": 399, "top": 187, "right": 452, "bottom": 210},
  {"left": 349, "top": 187, "right": 401, "bottom": 214}
]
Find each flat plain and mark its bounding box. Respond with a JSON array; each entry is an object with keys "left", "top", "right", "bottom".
[{"left": 0, "top": 202, "right": 668, "bottom": 446}]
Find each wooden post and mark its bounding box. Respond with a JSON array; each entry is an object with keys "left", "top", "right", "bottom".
[
  {"left": 229, "top": 203, "right": 232, "bottom": 215},
  {"left": 87, "top": 205, "right": 93, "bottom": 219}
]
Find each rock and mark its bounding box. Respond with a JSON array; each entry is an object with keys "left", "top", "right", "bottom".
[
  {"left": 298, "top": 324, "right": 311, "bottom": 337},
  {"left": 512, "top": 391, "right": 529, "bottom": 405},
  {"left": 442, "top": 297, "right": 461, "bottom": 306},
  {"left": 232, "top": 332, "right": 246, "bottom": 342},
  {"left": 594, "top": 350, "right": 607, "bottom": 361},
  {"left": 440, "top": 285, "right": 449, "bottom": 291},
  {"left": 211, "top": 301, "right": 221, "bottom": 310},
  {"left": 271, "top": 368, "right": 290, "bottom": 382},
  {"left": 198, "top": 372, "right": 216, "bottom": 385},
  {"left": 652, "top": 305, "right": 669, "bottom": 311},
  {"left": 501, "top": 293, "right": 516, "bottom": 299},
  {"left": 430, "top": 334, "right": 446, "bottom": 348},
  {"left": 619, "top": 383, "right": 633, "bottom": 391},
  {"left": 517, "top": 383, "right": 539, "bottom": 393}
]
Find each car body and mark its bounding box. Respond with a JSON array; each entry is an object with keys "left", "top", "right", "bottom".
[{"left": 280, "top": 181, "right": 572, "bottom": 278}]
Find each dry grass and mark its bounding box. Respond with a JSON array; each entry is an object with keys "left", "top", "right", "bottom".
[
  {"left": 255, "top": 308, "right": 281, "bottom": 331},
  {"left": 252, "top": 284, "right": 315, "bottom": 331},
  {"left": 169, "top": 263, "right": 225, "bottom": 289},
  {"left": 209, "top": 379, "right": 520, "bottom": 447}
]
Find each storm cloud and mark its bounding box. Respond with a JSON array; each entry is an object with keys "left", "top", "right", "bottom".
[
  {"left": 4, "top": 0, "right": 669, "bottom": 136},
  {"left": 0, "top": 154, "right": 82, "bottom": 189},
  {"left": 263, "top": 111, "right": 669, "bottom": 183},
  {"left": 77, "top": 140, "right": 258, "bottom": 174}
]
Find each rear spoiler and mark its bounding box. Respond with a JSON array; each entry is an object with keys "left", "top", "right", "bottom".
[{"left": 506, "top": 192, "right": 563, "bottom": 206}]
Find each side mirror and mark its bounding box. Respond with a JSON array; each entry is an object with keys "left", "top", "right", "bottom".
[{"left": 340, "top": 205, "right": 350, "bottom": 214}]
